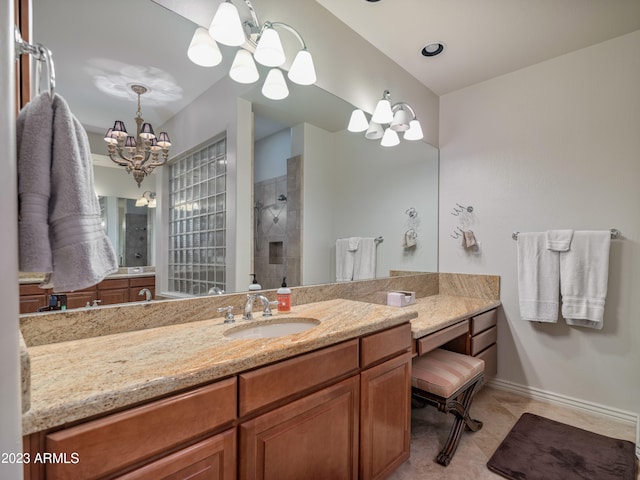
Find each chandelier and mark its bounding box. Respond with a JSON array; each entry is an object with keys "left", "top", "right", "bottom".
[
  {"left": 186, "top": 0, "right": 316, "bottom": 100},
  {"left": 103, "top": 84, "right": 171, "bottom": 187},
  {"left": 347, "top": 90, "right": 424, "bottom": 147}
]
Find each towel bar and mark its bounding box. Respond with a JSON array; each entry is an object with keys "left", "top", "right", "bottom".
[{"left": 512, "top": 229, "right": 620, "bottom": 241}]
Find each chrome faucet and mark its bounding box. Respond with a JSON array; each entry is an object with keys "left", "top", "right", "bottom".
[
  {"left": 243, "top": 293, "right": 277, "bottom": 320},
  {"left": 138, "top": 288, "right": 152, "bottom": 302}
]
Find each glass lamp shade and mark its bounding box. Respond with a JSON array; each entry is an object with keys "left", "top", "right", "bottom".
[
  {"left": 390, "top": 108, "right": 411, "bottom": 132},
  {"left": 229, "top": 49, "right": 259, "bottom": 84},
  {"left": 254, "top": 27, "right": 286, "bottom": 67},
  {"left": 112, "top": 121, "right": 128, "bottom": 138},
  {"left": 287, "top": 49, "right": 316, "bottom": 85},
  {"left": 347, "top": 109, "right": 369, "bottom": 132},
  {"left": 140, "top": 123, "right": 156, "bottom": 139},
  {"left": 364, "top": 121, "right": 383, "bottom": 140},
  {"left": 381, "top": 128, "right": 400, "bottom": 147},
  {"left": 104, "top": 128, "right": 118, "bottom": 144},
  {"left": 157, "top": 132, "right": 172, "bottom": 148},
  {"left": 135, "top": 197, "right": 148, "bottom": 207},
  {"left": 209, "top": 1, "right": 246, "bottom": 47},
  {"left": 187, "top": 27, "right": 222, "bottom": 67},
  {"left": 371, "top": 99, "right": 393, "bottom": 124},
  {"left": 147, "top": 197, "right": 157, "bottom": 208},
  {"left": 262, "top": 69, "right": 289, "bottom": 100},
  {"left": 404, "top": 120, "right": 424, "bottom": 141}
]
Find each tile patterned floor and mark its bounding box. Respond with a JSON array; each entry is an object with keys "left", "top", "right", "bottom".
[{"left": 389, "top": 386, "right": 639, "bottom": 479}]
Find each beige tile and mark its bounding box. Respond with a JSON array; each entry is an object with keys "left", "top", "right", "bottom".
[{"left": 389, "top": 386, "right": 638, "bottom": 479}]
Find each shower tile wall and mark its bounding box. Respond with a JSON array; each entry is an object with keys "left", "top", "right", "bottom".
[{"left": 253, "top": 156, "right": 302, "bottom": 289}]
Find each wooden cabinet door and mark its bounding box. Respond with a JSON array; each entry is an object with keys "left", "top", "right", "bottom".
[
  {"left": 115, "top": 429, "right": 236, "bottom": 480},
  {"left": 19, "top": 294, "right": 48, "bottom": 313},
  {"left": 239, "top": 376, "right": 359, "bottom": 480},
  {"left": 99, "top": 288, "right": 129, "bottom": 305},
  {"left": 360, "top": 352, "right": 412, "bottom": 480}
]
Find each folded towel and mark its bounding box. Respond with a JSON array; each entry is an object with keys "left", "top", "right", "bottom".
[
  {"left": 404, "top": 230, "right": 417, "bottom": 248},
  {"left": 348, "top": 237, "right": 360, "bottom": 252},
  {"left": 546, "top": 230, "right": 574, "bottom": 251},
  {"left": 462, "top": 230, "right": 477, "bottom": 249},
  {"left": 336, "top": 238, "right": 355, "bottom": 282},
  {"left": 560, "top": 231, "right": 611, "bottom": 329},
  {"left": 517, "top": 232, "right": 560, "bottom": 322},
  {"left": 353, "top": 237, "right": 376, "bottom": 280}
]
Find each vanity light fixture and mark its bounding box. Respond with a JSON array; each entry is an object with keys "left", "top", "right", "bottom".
[
  {"left": 186, "top": 0, "right": 317, "bottom": 100},
  {"left": 104, "top": 85, "right": 171, "bottom": 188},
  {"left": 135, "top": 191, "right": 157, "bottom": 208},
  {"left": 348, "top": 90, "right": 424, "bottom": 146}
]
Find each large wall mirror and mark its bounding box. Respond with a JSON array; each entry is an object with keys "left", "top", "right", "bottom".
[{"left": 30, "top": 0, "right": 438, "bottom": 300}]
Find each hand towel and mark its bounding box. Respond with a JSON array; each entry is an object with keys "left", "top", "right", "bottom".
[
  {"left": 404, "top": 230, "right": 417, "bottom": 248},
  {"left": 348, "top": 237, "right": 360, "bottom": 252},
  {"left": 517, "top": 232, "right": 560, "bottom": 322},
  {"left": 462, "top": 230, "right": 477, "bottom": 249},
  {"left": 336, "top": 238, "right": 355, "bottom": 282},
  {"left": 560, "top": 231, "right": 611, "bottom": 329},
  {"left": 17, "top": 93, "right": 54, "bottom": 273},
  {"left": 546, "top": 229, "right": 573, "bottom": 252},
  {"left": 353, "top": 237, "right": 376, "bottom": 280}
]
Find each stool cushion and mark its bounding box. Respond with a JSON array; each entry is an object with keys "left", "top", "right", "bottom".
[{"left": 412, "top": 349, "right": 485, "bottom": 398}]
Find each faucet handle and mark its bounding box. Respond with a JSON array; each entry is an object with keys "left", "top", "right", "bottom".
[
  {"left": 262, "top": 300, "right": 279, "bottom": 317},
  {"left": 217, "top": 306, "right": 235, "bottom": 324}
]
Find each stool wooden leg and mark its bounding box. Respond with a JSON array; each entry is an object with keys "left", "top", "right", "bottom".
[{"left": 435, "top": 377, "right": 484, "bottom": 466}]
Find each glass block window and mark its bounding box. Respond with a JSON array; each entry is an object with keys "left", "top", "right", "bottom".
[{"left": 168, "top": 137, "right": 227, "bottom": 295}]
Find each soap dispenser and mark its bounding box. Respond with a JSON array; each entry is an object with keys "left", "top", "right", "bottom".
[
  {"left": 277, "top": 277, "right": 291, "bottom": 312},
  {"left": 249, "top": 274, "right": 262, "bottom": 291}
]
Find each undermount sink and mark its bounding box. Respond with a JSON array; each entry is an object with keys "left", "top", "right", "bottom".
[{"left": 223, "top": 318, "right": 320, "bottom": 339}]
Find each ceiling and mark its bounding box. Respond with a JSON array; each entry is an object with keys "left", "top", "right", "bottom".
[{"left": 32, "top": 0, "right": 640, "bottom": 135}]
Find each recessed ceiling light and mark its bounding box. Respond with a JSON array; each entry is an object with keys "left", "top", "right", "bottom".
[{"left": 421, "top": 42, "right": 445, "bottom": 57}]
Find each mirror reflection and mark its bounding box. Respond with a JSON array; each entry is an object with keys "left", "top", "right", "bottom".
[{"left": 29, "top": 0, "right": 439, "bottom": 308}]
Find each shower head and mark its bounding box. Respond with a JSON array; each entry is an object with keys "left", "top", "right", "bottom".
[{"left": 277, "top": 194, "right": 287, "bottom": 202}]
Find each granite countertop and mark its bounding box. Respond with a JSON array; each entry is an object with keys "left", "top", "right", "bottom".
[
  {"left": 406, "top": 294, "right": 501, "bottom": 339},
  {"left": 22, "top": 298, "right": 416, "bottom": 435}
]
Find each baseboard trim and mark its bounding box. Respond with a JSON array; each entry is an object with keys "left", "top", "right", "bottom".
[{"left": 488, "top": 378, "right": 640, "bottom": 458}]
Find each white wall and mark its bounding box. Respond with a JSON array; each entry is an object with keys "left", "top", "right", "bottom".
[
  {"left": 439, "top": 31, "right": 640, "bottom": 418},
  {"left": 254, "top": 129, "right": 291, "bottom": 183},
  {"left": 93, "top": 164, "right": 157, "bottom": 199}
]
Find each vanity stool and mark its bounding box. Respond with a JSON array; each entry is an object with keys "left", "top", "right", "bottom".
[{"left": 411, "top": 348, "right": 485, "bottom": 466}]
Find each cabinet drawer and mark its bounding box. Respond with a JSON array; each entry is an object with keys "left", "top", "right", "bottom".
[
  {"left": 476, "top": 343, "right": 497, "bottom": 377},
  {"left": 20, "top": 283, "right": 48, "bottom": 295},
  {"left": 130, "top": 276, "right": 156, "bottom": 288},
  {"left": 239, "top": 340, "right": 359, "bottom": 417},
  {"left": 45, "top": 378, "right": 236, "bottom": 480},
  {"left": 360, "top": 323, "right": 411, "bottom": 368},
  {"left": 417, "top": 320, "right": 468, "bottom": 356},
  {"left": 99, "top": 278, "right": 130, "bottom": 290},
  {"left": 470, "top": 325, "right": 497, "bottom": 356},
  {"left": 470, "top": 309, "right": 497, "bottom": 335}
]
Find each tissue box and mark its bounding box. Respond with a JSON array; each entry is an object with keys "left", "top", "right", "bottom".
[{"left": 386, "top": 291, "right": 416, "bottom": 307}]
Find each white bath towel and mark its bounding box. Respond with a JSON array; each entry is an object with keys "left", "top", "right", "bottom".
[
  {"left": 517, "top": 232, "right": 560, "bottom": 322},
  {"left": 560, "top": 231, "right": 610, "bottom": 329},
  {"left": 546, "top": 230, "right": 574, "bottom": 252},
  {"left": 353, "top": 237, "right": 376, "bottom": 281},
  {"left": 336, "top": 238, "right": 356, "bottom": 282},
  {"left": 17, "top": 93, "right": 118, "bottom": 292},
  {"left": 348, "top": 237, "right": 360, "bottom": 252}
]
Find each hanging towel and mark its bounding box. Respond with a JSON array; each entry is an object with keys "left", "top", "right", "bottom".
[
  {"left": 546, "top": 230, "right": 574, "bottom": 252},
  {"left": 17, "top": 93, "right": 118, "bottom": 292},
  {"left": 348, "top": 236, "right": 360, "bottom": 252},
  {"left": 517, "top": 232, "right": 560, "bottom": 322},
  {"left": 560, "top": 231, "right": 611, "bottom": 329},
  {"left": 462, "top": 230, "right": 477, "bottom": 249},
  {"left": 353, "top": 237, "right": 376, "bottom": 280},
  {"left": 404, "top": 230, "right": 417, "bottom": 248},
  {"left": 17, "top": 93, "right": 54, "bottom": 273},
  {"left": 336, "top": 238, "right": 356, "bottom": 282}
]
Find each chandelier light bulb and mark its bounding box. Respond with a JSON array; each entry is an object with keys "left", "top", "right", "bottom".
[
  {"left": 347, "top": 109, "right": 369, "bottom": 132},
  {"left": 187, "top": 27, "right": 222, "bottom": 67},
  {"left": 254, "top": 26, "right": 286, "bottom": 67},
  {"left": 262, "top": 68, "right": 289, "bottom": 100},
  {"left": 404, "top": 120, "right": 424, "bottom": 141},
  {"left": 229, "top": 49, "right": 260, "bottom": 84},
  {"left": 209, "top": 1, "right": 246, "bottom": 47},
  {"left": 372, "top": 98, "right": 393, "bottom": 124},
  {"left": 287, "top": 49, "right": 317, "bottom": 85},
  {"left": 380, "top": 128, "right": 400, "bottom": 147}
]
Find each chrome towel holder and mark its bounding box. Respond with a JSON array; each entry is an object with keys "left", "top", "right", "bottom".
[{"left": 512, "top": 229, "right": 621, "bottom": 241}]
